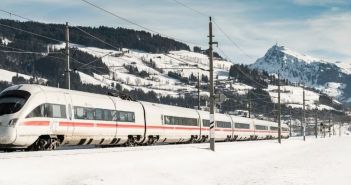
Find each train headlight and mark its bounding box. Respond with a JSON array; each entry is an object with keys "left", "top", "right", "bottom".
[{"left": 8, "top": 119, "right": 18, "bottom": 127}]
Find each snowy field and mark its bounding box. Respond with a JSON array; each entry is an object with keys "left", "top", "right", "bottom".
[{"left": 0, "top": 136, "right": 350, "bottom": 185}]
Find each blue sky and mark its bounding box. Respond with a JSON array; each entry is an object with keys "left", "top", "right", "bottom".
[{"left": 1, "top": 0, "right": 351, "bottom": 64}]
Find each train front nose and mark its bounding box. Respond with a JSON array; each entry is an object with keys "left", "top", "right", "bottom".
[{"left": 0, "top": 116, "right": 17, "bottom": 145}]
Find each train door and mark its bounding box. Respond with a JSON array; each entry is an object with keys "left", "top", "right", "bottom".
[
  {"left": 64, "top": 93, "right": 74, "bottom": 136},
  {"left": 107, "top": 96, "right": 118, "bottom": 140},
  {"left": 195, "top": 110, "right": 202, "bottom": 142},
  {"left": 229, "top": 115, "right": 235, "bottom": 140}
]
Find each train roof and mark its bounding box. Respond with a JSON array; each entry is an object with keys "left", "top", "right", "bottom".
[{"left": 2, "top": 84, "right": 124, "bottom": 101}]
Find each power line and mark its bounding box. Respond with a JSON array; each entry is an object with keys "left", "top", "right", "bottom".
[
  {"left": 0, "top": 10, "right": 122, "bottom": 73},
  {"left": 72, "top": 26, "right": 121, "bottom": 50},
  {"left": 216, "top": 46, "right": 266, "bottom": 89},
  {"left": 170, "top": 0, "right": 208, "bottom": 17},
  {"left": 0, "top": 22, "right": 62, "bottom": 43},
  {"left": 79, "top": 0, "right": 200, "bottom": 46},
  {"left": 0, "top": 50, "right": 58, "bottom": 54},
  {"left": 165, "top": 53, "right": 209, "bottom": 71},
  {"left": 0, "top": 9, "right": 34, "bottom": 22},
  {"left": 168, "top": 0, "right": 255, "bottom": 61},
  {"left": 213, "top": 21, "right": 254, "bottom": 60},
  {"left": 0, "top": 9, "right": 200, "bottom": 74},
  {"left": 167, "top": 0, "right": 266, "bottom": 94}
]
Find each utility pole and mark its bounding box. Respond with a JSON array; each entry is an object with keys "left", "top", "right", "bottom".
[
  {"left": 278, "top": 73, "right": 281, "bottom": 144},
  {"left": 314, "top": 107, "right": 318, "bottom": 138},
  {"left": 247, "top": 91, "right": 251, "bottom": 118},
  {"left": 65, "top": 22, "right": 71, "bottom": 90},
  {"left": 208, "top": 17, "right": 217, "bottom": 152},
  {"left": 289, "top": 108, "right": 292, "bottom": 137},
  {"left": 329, "top": 111, "right": 332, "bottom": 137},
  {"left": 302, "top": 85, "right": 306, "bottom": 141},
  {"left": 197, "top": 72, "right": 200, "bottom": 110},
  {"left": 323, "top": 114, "right": 326, "bottom": 138}
]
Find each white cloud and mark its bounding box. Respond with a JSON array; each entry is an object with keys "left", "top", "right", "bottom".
[
  {"left": 1, "top": 0, "right": 351, "bottom": 66},
  {"left": 214, "top": 11, "right": 351, "bottom": 65},
  {"left": 292, "top": 0, "right": 347, "bottom": 6}
]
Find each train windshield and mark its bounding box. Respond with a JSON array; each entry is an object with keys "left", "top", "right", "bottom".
[{"left": 0, "top": 90, "right": 30, "bottom": 116}]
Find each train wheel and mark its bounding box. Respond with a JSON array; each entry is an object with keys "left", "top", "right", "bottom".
[
  {"left": 124, "top": 136, "right": 136, "bottom": 147},
  {"left": 27, "top": 136, "right": 61, "bottom": 151},
  {"left": 146, "top": 136, "right": 155, "bottom": 145}
]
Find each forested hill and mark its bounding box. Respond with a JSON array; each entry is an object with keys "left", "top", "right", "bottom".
[{"left": 0, "top": 19, "right": 190, "bottom": 53}]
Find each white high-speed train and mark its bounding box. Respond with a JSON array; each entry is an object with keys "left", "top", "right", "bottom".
[{"left": 0, "top": 84, "right": 289, "bottom": 151}]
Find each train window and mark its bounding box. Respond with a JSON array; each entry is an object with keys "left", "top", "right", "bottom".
[
  {"left": 74, "top": 107, "right": 85, "bottom": 119},
  {"left": 0, "top": 90, "right": 30, "bottom": 116},
  {"left": 282, "top": 128, "right": 289, "bottom": 131},
  {"left": 117, "top": 111, "right": 135, "bottom": 122},
  {"left": 86, "top": 108, "right": 95, "bottom": 120},
  {"left": 235, "top": 123, "right": 250, "bottom": 129},
  {"left": 48, "top": 104, "right": 67, "bottom": 118},
  {"left": 164, "top": 116, "right": 170, "bottom": 125},
  {"left": 270, "top": 126, "right": 278, "bottom": 131},
  {"left": 27, "top": 104, "right": 66, "bottom": 118},
  {"left": 216, "top": 121, "right": 231, "bottom": 128},
  {"left": 95, "top": 109, "right": 103, "bottom": 120},
  {"left": 202, "top": 119, "right": 210, "bottom": 127},
  {"left": 103, "top": 109, "right": 112, "bottom": 121},
  {"left": 255, "top": 125, "right": 268, "bottom": 130},
  {"left": 26, "top": 104, "right": 46, "bottom": 118},
  {"left": 164, "top": 115, "right": 198, "bottom": 126}
]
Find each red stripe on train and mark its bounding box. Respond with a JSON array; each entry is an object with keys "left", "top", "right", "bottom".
[
  {"left": 22, "top": 121, "right": 290, "bottom": 134},
  {"left": 21, "top": 121, "right": 50, "bottom": 126}
]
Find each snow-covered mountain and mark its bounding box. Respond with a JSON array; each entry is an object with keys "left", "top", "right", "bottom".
[{"left": 250, "top": 45, "right": 351, "bottom": 103}]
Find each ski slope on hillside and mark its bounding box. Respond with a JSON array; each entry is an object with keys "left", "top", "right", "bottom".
[{"left": 0, "top": 133, "right": 350, "bottom": 185}]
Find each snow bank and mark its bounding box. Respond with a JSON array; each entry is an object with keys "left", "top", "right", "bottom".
[{"left": 0, "top": 136, "right": 350, "bottom": 185}]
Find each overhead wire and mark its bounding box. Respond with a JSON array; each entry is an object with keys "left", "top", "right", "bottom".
[
  {"left": 0, "top": 9, "right": 34, "bottom": 22},
  {"left": 170, "top": 0, "right": 208, "bottom": 17},
  {"left": 0, "top": 8, "right": 280, "bottom": 102},
  {"left": 0, "top": 8, "right": 210, "bottom": 76},
  {"left": 79, "top": 0, "right": 201, "bottom": 47},
  {"left": 169, "top": 0, "right": 254, "bottom": 60}
]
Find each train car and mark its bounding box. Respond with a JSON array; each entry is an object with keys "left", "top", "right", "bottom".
[
  {"left": 141, "top": 101, "right": 200, "bottom": 144},
  {"left": 253, "top": 119, "right": 271, "bottom": 139},
  {"left": 197, "top": 111, "right": 234, "bottom": 142},
  {"left": 214, "top": 113, "right": 233, "bottom": 141},
  {"left": 281, "top": 124, "right": 290, "bottom": 138},
  {"left": 0, "top": 84, "right": 289, "bottom": 151},
  {"left": 231, "top": 115, "right": 254, "bottom": 140},
  {"left": 268, "top": 121, "right": 279, "bottom": 139}
]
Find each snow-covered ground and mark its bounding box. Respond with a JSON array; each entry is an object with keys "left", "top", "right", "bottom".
[
  {"left": 0, "top": 68, "right": 47, "bottom": 83},
  {"left": 1, "top": 132, "right": 350, "bottom": 185},
  {"left": 266, "top": 85, "right": 335, "bottom": 110}
]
